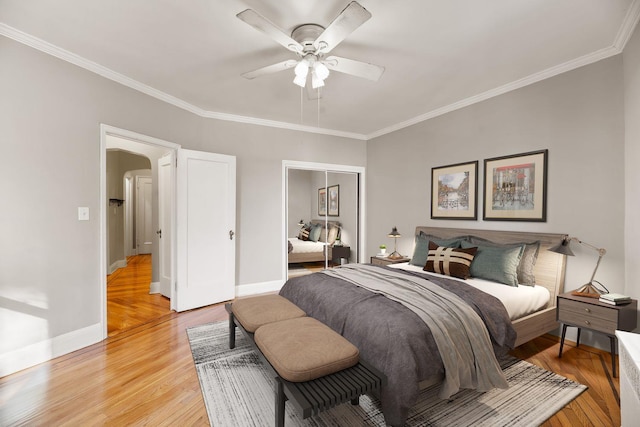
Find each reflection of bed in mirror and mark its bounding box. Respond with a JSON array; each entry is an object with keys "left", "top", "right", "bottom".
[
  {"left": 287, "top": 220, "right": 341, "bottom": 264},
  {"left": 280, "top": 226, "right": 567, "bottom": 426}
]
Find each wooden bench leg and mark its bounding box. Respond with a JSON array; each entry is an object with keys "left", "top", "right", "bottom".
[
  {"left": 229, "top": 311, "right": 236, "bottom": 349},
  {"left": 276, "top": 379, "right": 285, "bottom": 427}
]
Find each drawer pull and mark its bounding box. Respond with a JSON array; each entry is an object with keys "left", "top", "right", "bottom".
[
  {"left": 584, "top": 308, "right": 591, "bottom": 313},
  {"left": 585, "top": 320, "right": 591, "bottom": 325}
]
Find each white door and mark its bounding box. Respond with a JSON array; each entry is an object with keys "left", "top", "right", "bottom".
[
  {"left": 136, "top": 176, "right": 153, "bottom": 254},
  {"left": 158, "top": 153, "right": 174, "bottom": 300},
  {"left": 176, "top": 149, "right": 236, "bottom": 311}
]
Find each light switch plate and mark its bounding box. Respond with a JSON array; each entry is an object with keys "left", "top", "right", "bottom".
[{"left": 78, "top": 207, "right": 90, "bottom": 221}]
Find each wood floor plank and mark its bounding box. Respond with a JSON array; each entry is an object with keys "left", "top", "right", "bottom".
[{"left": 1, "top": 256, "right": 623, "bottom": 426}]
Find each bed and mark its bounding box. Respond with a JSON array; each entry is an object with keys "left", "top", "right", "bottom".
[
  {"left": 279, "top": 226, "right": 566, "bottom": 426},
  {"left": 287, "top": 220, "right": 341, "bottom": 264}
]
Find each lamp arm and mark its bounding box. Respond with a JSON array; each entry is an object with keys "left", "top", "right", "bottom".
[
  {"left": 571, "top": 237, "right": 606, "bottom": 257},
  {"left": 588, "top": 252, "right": 604, "bottom": 283}
]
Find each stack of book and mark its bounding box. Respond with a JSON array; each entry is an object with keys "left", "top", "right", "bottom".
[{"left": 599, "top": 293, "right": 632, "bottom": 305}]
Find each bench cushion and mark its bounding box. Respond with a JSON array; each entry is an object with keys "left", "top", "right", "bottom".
[
  {"left": 255, "top": 317, "right": 360, "bottom": 382},
  {"left": 232, "top": 294, "right": 305, "bottom": 333}
]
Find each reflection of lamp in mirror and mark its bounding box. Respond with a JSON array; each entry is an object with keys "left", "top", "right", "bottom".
[
  {"left": 549, "top": 235, "right": 608, "bottom": 298},
  {"left": 297, "top": 219, "right": 305, "bottom": 227},
  {"left": 387, "top": 227, "right": 403, "bottom": 260}
]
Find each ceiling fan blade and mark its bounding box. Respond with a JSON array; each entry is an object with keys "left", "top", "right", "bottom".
[
  {"left": 313, "top": 1, "right": 371, "bottom": 54},
  {"left": 323, "top": 56, "right": 384, "bottom": 81},
  {"left": 241, "top": 59, "right": 298, "bottom": 80},
  {"left": 237, "top": 9, "right": 303, "bottom": 53}
]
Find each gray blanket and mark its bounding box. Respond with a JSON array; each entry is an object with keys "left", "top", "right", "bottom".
[
  {"left": 279, "top": 264, "right": 516, "bottom": 427},
  {"left": 322, "top": 264, "right": 508, "bottom": 399}
]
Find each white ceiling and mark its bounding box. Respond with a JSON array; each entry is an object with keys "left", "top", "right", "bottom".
[{"left": 1, "top": 0, "right": 639, "bottom": 139}]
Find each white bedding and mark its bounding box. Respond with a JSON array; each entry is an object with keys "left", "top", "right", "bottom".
[
  {"left": 288, "top": 237, "right": 327, "bottom": 254},
  {"left": 389, "top": 262, "right": 550, "bottom": 321}
]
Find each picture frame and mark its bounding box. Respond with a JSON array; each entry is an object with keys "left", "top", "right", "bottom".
[
  {"left": 318, "top": 187, "right": 327, "bottom": 216},
  {"left": 483, "top": 149, "right": 548, "bottom": 222},
  {"left": 431, "top": 161, "right": 478, "bottom": 220},
  {"left": 328, "top": 185, "right": 340, "bottom": 216}
]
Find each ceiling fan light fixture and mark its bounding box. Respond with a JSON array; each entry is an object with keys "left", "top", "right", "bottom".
[
  {"left": 311, "top": 70, "right": 325, "bottom": 89},
  {"left": 294, "top": 60, "right": 309, "bottom": 78},
  {"left": 293, "top": 73, "right": 307, "bottom": 87},
  {"left": 313, "top": 61, "right": 330, "bottom": 80}
]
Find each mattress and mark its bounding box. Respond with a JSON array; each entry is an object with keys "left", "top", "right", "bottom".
[
  {"left": 390, "top": 262, "right": 550, "bottom": 321},
  {"left": 287, "top": 237, "right": 327, "bottom": 254}
]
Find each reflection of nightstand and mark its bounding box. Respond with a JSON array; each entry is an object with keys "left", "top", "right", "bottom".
[
  {"left": 370, "top": 256, "right": 411, "bottom": 266},
  {"left": 557, "top": 292, "right": 637, "bottom": 377},
  {"left": 331, "top": 245, "right": 350, "bottom": 265}
]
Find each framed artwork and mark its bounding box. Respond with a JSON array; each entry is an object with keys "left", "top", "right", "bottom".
[
  {"left": 328, "top": 185, "right": 340, "bottom": 216},
  {"left": 318, "top": 187, "right": 327, "bottom": 216},
  {"left": 431, "top": 161, "right": 478, "bottom": 220},
  {"left": 483, "top": 149, "right": 548, "bottom": 222}
]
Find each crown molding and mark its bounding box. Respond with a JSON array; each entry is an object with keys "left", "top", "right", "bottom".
[
  {"left": 366, "top": 44, "right": 621, "bottom": 140},
  {"left": 367, "top": 0, "right": 640, "bottom": 140},
  {"left": 614, "top": 0, "right": 640, "bottom": 50},
  {"left": 0, "top": 23, "right": 366, "bottom": 141}
]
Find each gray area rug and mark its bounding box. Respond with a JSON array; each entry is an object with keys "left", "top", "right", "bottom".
[{"left": 187, "top": 321, "right": 586, "bottom": 426}]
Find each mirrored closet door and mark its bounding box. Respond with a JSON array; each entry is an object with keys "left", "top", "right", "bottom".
[{"left": 286, "top": 166, "right": 361, "bottom": 279}]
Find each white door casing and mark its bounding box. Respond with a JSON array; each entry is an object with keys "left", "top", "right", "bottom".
[
  {"left": 158, "top": 153, "right": 174, "bottom": 300},
  {"left": 136, "top": 176, "right": 153, "bottom": 254},
  {"left": 176, "top": 149, "right": 236, "bottom": 311}
]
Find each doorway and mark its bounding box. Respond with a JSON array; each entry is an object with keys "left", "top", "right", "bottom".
[
  {"left": 101, "top": 125, "right": 180, "bottom": 339},
  {"left": 283, "top": 161, "right": 366, "bottom": 281}
]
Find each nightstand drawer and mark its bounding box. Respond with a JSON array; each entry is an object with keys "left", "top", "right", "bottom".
[{"left": 558, "top": 298, "right": 618, "bottom": 334}]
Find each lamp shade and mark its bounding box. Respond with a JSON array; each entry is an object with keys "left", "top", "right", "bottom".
[
  {"left": 549, "top": 237, "right": 575, "bottom": 256},
  {"left": 388, "top": 227, "right": 401, "bottom": 238}
]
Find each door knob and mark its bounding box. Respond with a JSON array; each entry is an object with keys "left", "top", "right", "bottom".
[
  {"left": 229, "top": 230, "right": 235, "bottom": 240},
  {"left": 156, "top": 229, "right": 162, "bottom": 238}
]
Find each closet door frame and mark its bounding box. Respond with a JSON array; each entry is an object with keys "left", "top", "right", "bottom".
[{"left": 282, "top": 160, "right": 366, "bottom": 282}]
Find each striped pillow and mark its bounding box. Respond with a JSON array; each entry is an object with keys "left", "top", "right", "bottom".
[
  {"left": 424, "top": 241, "right": 477, "bottom": 279},
  {"left": 298, "top": 226, "right": 310, "bottom": 241}
]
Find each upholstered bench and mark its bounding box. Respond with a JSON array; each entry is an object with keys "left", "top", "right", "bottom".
[
  {"left": 227, "top": 294, "right": 306, "bottom": 349},
  {"left": 225, "top": 298, "right": 385, "bottom": 427}
]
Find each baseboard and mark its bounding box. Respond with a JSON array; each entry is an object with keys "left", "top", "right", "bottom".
[
  {"left": 149, "top": 281, "right": 161, "bottom": 294},
  {"left": 0, "top": 323, "right": 103, "bottom": 377},
  {"left": 236, "top": 280, "right": 285, "bottom": 297},
  {"left": 108, "top": 259, "right": 127, "bottom": 275}
]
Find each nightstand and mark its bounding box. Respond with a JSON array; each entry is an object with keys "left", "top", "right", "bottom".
[
  {"left": 331, "top": 245, "right": 350, "bottom": 265},
  {"left": 370, "top": 256, "right": 411, "bottom": 266},
  {"left": 557, "top": 292, "right": 637, "bottom": 377}
]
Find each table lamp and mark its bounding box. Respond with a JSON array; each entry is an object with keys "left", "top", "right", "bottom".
[
  {"left": 549, "top": 235, "right": 608, "bottom": 298},
  {"left": 387, "top": 227, "right": 403, "bottom": 260}
]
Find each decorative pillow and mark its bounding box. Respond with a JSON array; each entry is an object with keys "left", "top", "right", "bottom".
[
  {"left": 409, "top": 232, "right": 466, "bottom": 267},
  {"left": 308, "top": 223, "right": 322, "bottom": 242},
  {"left": 468, "top": 236, "right": 540, "bottom": 286},
  {"left": 424, "top": 242, "right": 477, "bottom": 279},
  {"left": 461, "top": 240, "right": 524, "bottom": 287},
  {"left": 298, "top": 226, "right": 310, "bottom": 241},
  {"left": 318, "top": 225, "right": 339, "bottom": 244}
]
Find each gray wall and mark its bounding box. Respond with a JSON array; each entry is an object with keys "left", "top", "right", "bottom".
[
  {"left": 0, "top": 36, "right": 365, "bottom": 360},
  {"left": 287, "top": 169, "right": 313, "bottom": 237},
  {"left": 367, "top": 55, "right": 627, "bottom": 349}
]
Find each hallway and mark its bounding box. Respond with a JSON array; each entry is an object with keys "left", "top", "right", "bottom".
[{"left": 107, "top": 255, "right": 172, "bottom": 336}]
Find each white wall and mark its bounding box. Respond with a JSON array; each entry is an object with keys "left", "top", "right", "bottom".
[
  {"left": 624, "top": 23, "right": 640, "bottom": 300},
  {"left": 367, "top": 55, "right": 627, "bottom": 349},
  {"left": 0, "top": 35, "right": 366, "bottom": 375}
]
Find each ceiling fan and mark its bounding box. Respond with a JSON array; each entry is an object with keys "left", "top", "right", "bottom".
[{"left": 236, "top": 1, "right": 385, "bottom": 90}]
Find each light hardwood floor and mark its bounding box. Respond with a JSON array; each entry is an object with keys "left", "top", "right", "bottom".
[
  {"left": 107, "top": 254, "right": 173, "bottom": 336},
  {"left": 0, "top": 257, "right": 622, "bottom": 426}
]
